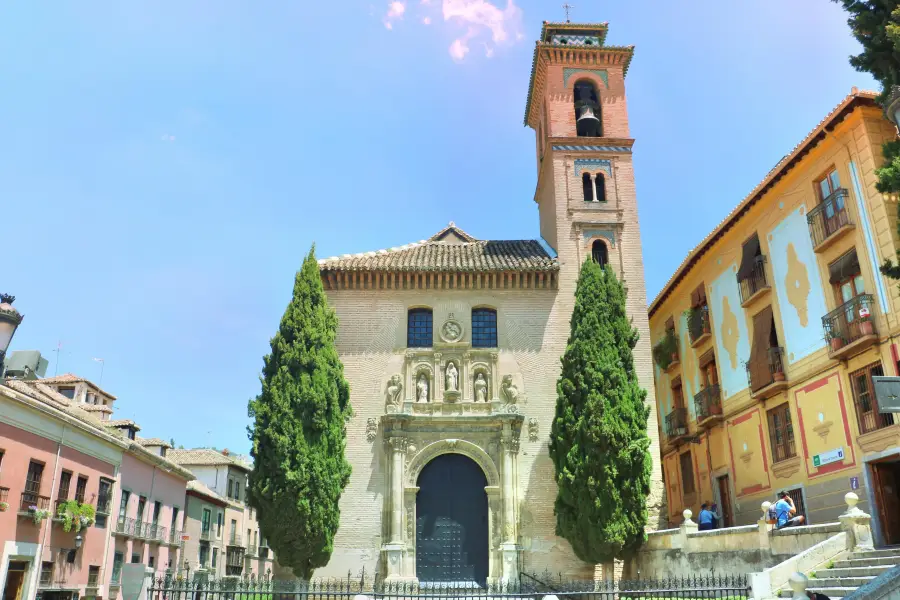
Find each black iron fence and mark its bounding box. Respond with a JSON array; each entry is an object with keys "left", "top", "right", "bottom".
[{"left": 148, "top": 572, "right": 749, "bottom": 600}]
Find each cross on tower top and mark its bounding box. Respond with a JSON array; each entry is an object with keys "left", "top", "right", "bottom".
[{"left": 562, "top": 3, "right": 574, "bottom": 22}]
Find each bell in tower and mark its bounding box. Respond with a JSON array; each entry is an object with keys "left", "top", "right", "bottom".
[{"left": 574, "top": 80, "right": 602, "bottom": 137}]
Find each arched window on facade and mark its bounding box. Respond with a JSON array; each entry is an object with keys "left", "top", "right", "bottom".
[
  {"left": 595, "top": 172, "right": 606, "bottom": 203},
  {"left": 574, "top": 80, "right": 602, "bottom": 137},
  {"left": 471, "top": 308, "right": 498, "bottom": 348},
  {"left": 582, "top": 173, "right": 594, "bottom": 202},
  {"left": 407, "top": 308, "right": 433, "bottom": 348},
  {"left": 592, "top": 240, "right": 608, "bottom": 268}
]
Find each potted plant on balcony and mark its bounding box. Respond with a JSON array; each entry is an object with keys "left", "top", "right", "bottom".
[
  {"left": 858, "top": 306, "right": 874, "bottom": 337},
  {"left": 57, "top": 500, "right": 96, "bottom": 533},
  {"left": 0, "top": 501, "right": 8, "bottom": 512},
  {"left": 653, "top": 328, "right": 680, "bottom": 370},
  {"left": 829, "top": 334, "right": 845, "bottom": 352},
  {"left": 28, "top": 505, "right": 50, "bottom": 525},
  {"left": 773, "top": 368, "right": 786, "bottom": 382}
]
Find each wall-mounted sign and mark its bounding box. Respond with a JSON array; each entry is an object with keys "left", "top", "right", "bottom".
[
  {"left": 850, "top": 476, "right": 859, "bottom": 490},
  {"left": 813, "top": 447, "right": 844, "bottom": 468},
  {"left": 873, "top": 376, "right": 900, "bottom": 413}
]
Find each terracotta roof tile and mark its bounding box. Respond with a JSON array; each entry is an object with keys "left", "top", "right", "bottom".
[
  {"left": 137, "top": 437, "right": 172, "bottom": 448},
  {"left": 108, "top": 419, "right": 140, "bottom": 430},
  {"left": 187, "top": 480, "right": 227, "bottom": 504},
  {"left": 168, "top": 448, "right": 249, "bottom": 470},
  {"left": 39, "top": 373, "right": 117, "bottom": 400}
]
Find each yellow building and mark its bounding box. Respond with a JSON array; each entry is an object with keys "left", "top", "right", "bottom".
[{"left": 648, "top": 89, "right": 900, "bottom": 547}]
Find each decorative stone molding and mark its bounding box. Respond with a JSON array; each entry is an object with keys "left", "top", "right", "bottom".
[
  {"left": 406, "top": 438, "right": 501, "bottom": 488},
  {"left": 528, "top": 418, "right": 539, "bottom": 441},
  {"left": 366, "top": 418, "right": 378, "bottom": 442},
  {"left": 440, "top": 315, "right": 464, "bottom": 343},
  {"left": 812, "top": 420, "right": 833, "bottom": 443},
  {"left": 771, "top": 456, "right": 802, "bottom": 480}
]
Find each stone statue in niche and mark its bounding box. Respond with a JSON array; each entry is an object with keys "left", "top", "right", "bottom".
[
  {"left": 446, "top": 362, "right": 459, "bottom": 392},
  {"left": 386, "top": 374, "right": 403, "bottom": 406},
  {"left": 501, "top": 375, "right": 519, "bottom": 404},
  {"left": 474, "top": 373, "right": 488, "bottom": 402},
  {"left": 416, "top": 374, "right": 429, "bottom": 403}
]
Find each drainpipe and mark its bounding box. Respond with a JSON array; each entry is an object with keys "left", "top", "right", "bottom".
[
  {"left": 35, "top": 425, "right": 66, "bottom": 600},
  {"left": 99, "top": 462, "right": 120, "bottom": 594}
]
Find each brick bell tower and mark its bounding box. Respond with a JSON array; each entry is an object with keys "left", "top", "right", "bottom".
[{"left": 524, "top": 21, "right": 666, "bottom": 531}]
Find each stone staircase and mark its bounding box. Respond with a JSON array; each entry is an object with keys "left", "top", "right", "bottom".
[{"left": 778, "top": 547, "right": 900, "bottom": 599}]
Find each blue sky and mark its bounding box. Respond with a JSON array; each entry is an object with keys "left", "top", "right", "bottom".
[{"left": 0, "top": 0, "right": 877, "bottom": 452}]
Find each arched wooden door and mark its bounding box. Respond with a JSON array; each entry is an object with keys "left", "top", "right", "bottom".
[{"left": 415, "top": 453, "right": 489, "bottom": 584}]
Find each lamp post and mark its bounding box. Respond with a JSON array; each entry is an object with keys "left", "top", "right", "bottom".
[
  {"left": 0, "top": 294, "right": 24, "bottom": 376},
  {"left": 884, "top": 85, "right": 900, "bottom": 131},
  {"left": 75, "top": 535, "right": 83, "bottom": 549}
]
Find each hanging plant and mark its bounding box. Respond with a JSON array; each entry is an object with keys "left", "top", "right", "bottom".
[
  {"left": 652, "top": 328, "right": 680, "bottom": 370},
  {"left": 0, "top": 501, "right": 9, "bottom": 512},
  {"left": 29, "top": 505, "right": 50, "bottom": 525},
  {"left": 57, "top": 500, "right": 96, "bottom": 532}
]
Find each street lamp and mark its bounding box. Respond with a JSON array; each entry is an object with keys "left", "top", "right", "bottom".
[
  {"left": 0, "top": 294, "right": 24, "bottom": 376},
  {"left": 74, "top": 535, "right": 83, "bottom": 549},
  {"left": 884, "top": 85, "right": 900, "bottom": 130}
]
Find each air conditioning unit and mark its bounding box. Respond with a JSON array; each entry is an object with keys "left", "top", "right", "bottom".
[{"left": 4, "top": 350, "right": 48, "bottom": 379}]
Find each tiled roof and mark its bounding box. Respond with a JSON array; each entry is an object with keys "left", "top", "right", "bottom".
[
  {"left": 187, "top": 479, "right": 227, "bottom": 504},
  {"left": 648, "top": 89, "right": 880, "bottom": 317},
  {"left": 168, "top": 448, "right": 250, "bottom": 470},
  {"left": 2, "top": 380, "right": 194, "bottom": 481},
  {"left": 108, "top": 419, "right": 140, "bottom": 430},
  {"left": 318, "top": 225, "right": 557, "bottom": 273},
  {"left": 39, "top": 373, "right": 117, "bottom": 400},
  {"left": 138, "top": 437, "right": 172, "bottom": 448},
  {"left": 81, "top": 404, "right": 114, "bottom": 414}
]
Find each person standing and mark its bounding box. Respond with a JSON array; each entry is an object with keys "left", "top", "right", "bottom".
[{"left": 698, "top": 503, "right": 715, "bottom": 531}]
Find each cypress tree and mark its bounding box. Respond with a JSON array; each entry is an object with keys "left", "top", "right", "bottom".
[
  {"left": 247, "top": 246, "right": 352, "bottom": 580},
  {"left": 549, "top": 259, "right": 652, "bottom": 565}
]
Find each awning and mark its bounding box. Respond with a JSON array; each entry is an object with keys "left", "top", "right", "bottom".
[
  {"left": 737, "top": 235, "right": 761, "bottom": 280},
  {"left": 748, "top": 306, "right": 775, "bottom": 392},
  {"left": 829, "top": 249, "right": 860, "bottom": 284}
]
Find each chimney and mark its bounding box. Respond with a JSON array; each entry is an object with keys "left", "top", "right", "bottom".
[{"left": 222, "top": 448, "right": 230, "bottom": 456}]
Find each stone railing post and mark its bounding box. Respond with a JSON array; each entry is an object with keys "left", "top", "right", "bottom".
[
  {"left": 676, "top": 509, "right": 697, "bottom": 550},
  {"left": 788, "top": 573, "right": 808, "bottom": 600},
  {"left": 839, "top": 492, "right": 874, "bottom": 552},
  {"left": 758, "top": 501, "right": 772, "bottom": 550}
]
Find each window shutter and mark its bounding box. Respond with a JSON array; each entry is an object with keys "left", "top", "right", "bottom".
[{"left": 737, "top": 235, "right": 761, "bottom": 280}]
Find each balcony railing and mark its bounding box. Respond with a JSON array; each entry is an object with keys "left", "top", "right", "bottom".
[
  {"left": 688, "top": 306, "right": 711, "bottom": 345},
  {"left": 19, "top": 492, "right": 50, "bottom": 514},
  {"left": 664, "top": 407, "right": 688, "bottom": 442},
  {"left": 694, "top": 384, "right": 722, "bottom": 424},
  {"left": 145, "top": 523, "right": 168, "bottom": 543},
  {"left": 228, "top": 534, "right": 243, "bottom": 547},
  {"left": 247, "top": 544, "right": 258, "bottom": 556},
  {"left": 96, "top": 495, "right": 112, "bottom": 515},
  {"left": 824, "top": 294, "right": 877, "bottom": 357},
  {"left": 746, "top": 346, "right": 786, "bottom": 394},
  {"left": 738, "top": 255, "right": 770, "bottom": 304},
  {"left": 200, "top": 527, "right": 215, "bottom": 541},
  {"left": 169, "top": 528, "right": 183, "bottom": 546},
  {"left": 0, "top": 486, "right": 9, "bottom": 504},
  {"left": 807, "top": 189, "right": 852, "bottom": 250}
]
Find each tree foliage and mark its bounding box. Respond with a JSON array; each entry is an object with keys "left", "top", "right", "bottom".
[
  {"left": 549, "top": 260, "right": 652, "bottom": 564},
  {"left": 833, "top": 1, "right": 900, "bottom": 277},
  {"left": 247, "top": 246, "right": 352, "bottom": 580}
]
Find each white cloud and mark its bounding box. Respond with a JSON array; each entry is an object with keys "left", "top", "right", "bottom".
[
  {"left": 483, "top": 43, "right": 494, "bottom": 58},
  {"left": 160, "top": 134, "right": 176, "bottom": 142},
  {"left": 442, "top": 0, "right": 522, "bottom": 44},
  {"left": 383, "top": 1, "right": 406, "bottom": 29},
  {"left": 423, "top": 16, "right": 432, "bottom": 24},
  {"left": 449, "top": 37, "right": 470, "bottom": 61}
]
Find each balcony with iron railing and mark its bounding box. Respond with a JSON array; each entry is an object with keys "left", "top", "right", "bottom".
[
  {"left": 168, "top": 528, "right": 183, "bottom": 546},
  {"left": 688, "top": 306, "right": 712, "bottom": 347},
  {"left": 824, "top": 294, "right": 878, "bottom": 360},
  {"left": 664, "top": 407, "right": 689, "bottom": 444},
  {"left": 200, "top": 526, "right": 215, "bottom": 541},
  {"left": 0, "top": 486, "right": 9, "bottom": 505},
  {"left": 746, "top": 347, "right": 788, "bottom": 400},
  {"left": 18, "top": 492, "right": 50, "bottom": 516},
  {"left": 145, "top": 523, "right": 168, "bottom": 544},
  {"left": 694, "top": 384, "right": 722, "bottom": 427},
  {"left": 247, "top": 544, "right": 258, "bottom": 557},
  {"left": 228, "top": 534, "right": 243, "bottom": 548},
  {"left": 807, "top": 189, "right": 854, "bottom": 252},
  {"left": 738, "top": 255, "right": 771, "bottom": 307}
]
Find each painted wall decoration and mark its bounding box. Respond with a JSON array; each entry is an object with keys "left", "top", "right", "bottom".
[
  {"left": 678, "top": 312, "right": 700, "bottom": 421},
  {"left": 726, "top": 409, "right": 771, "bottom": 497},
  {"left": 767, "top": 207, "right": 828, "bottom": 363},
  {"left": 709, "top": 264, "right": 751, "bottom": 398},
  {"left": 794, "top": 373, "right": 857, "bottom": 479}
]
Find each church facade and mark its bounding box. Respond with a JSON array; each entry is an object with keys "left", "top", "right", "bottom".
[{"left": 316, "top": 21, "right": 663, "bottom": 583}]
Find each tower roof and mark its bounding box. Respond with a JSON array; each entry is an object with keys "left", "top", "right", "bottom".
[{"left": 524, "top": 21, "right": 634, "bottom": 128}]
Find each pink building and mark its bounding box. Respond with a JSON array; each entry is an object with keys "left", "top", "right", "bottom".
[{"left": 1, "top": 381, "right": 125, "bottom": 600}]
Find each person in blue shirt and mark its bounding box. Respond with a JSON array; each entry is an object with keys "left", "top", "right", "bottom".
[
  {"left": 774, "top": 491, "right": 805, "bottom": 529},
  {"left": 698, "top": 502, "right": 715, "bottom": 531}
]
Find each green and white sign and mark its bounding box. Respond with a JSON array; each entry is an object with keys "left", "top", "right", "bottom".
[{"left": 813, "top": 447, "right": 844, "bottom": 468}]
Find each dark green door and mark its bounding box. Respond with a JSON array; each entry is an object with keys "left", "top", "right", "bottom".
[{"left": 416, "top": 454, "right": 489, "bottom": 584}]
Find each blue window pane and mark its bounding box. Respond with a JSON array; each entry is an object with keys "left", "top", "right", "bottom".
[
  {"left": 407, "top": 309, "right": 433, "bottom": 348},
  {"left": 472, "top": 309, "right": 498, "bottom": 348}
]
